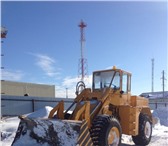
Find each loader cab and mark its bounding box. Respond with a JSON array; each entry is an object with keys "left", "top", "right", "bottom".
[{"left": 92, "top": 67, "right": 131, "bottom": 94}]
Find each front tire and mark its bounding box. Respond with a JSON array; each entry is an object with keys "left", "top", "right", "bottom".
[
  {"left": 91, "top": 115, "right": 122, "bottom": 146},
  {"left": 132, "top": 113, "right": 152, "bottom": 145}
]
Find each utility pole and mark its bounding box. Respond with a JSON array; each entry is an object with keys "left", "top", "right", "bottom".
[
  {"left": 66, "top": 88, "right": 68, "bottom": 98},
  {"left": 161, "top": 70, "right": 167, "bottom": 98}
]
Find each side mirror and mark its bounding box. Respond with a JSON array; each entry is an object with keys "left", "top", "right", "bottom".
[{"left": 120, "top": 90, "right": 124, "bottom": 94}]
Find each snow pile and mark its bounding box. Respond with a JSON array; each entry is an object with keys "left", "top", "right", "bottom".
[
  {"left": 152, "top": 107, "right": 168, "bottom": 126},
  {"left": 1, "top": 117, "right": 20, "bottom": 146},
  {"left": 121, "top": 134, "right": 134, "bottom": 145},
  {"left": 121, "top": 124, "right": 168, "bottom": 146},
  {"left": 150, "top": 123, "right": 168, "bottom": 146},
  {"left": 25, "top": 106, "right": 53, "bottom": 119},
  {"left": 1, "top": 106, "right": 53, "bottom": 146}
]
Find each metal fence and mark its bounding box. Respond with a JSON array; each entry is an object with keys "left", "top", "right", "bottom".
[
  {"left": 1, "top": 95, "right": 168, "bottom": 116},
  {"left": 1, "top": 95, "right": 73, "bottom": 116},
  {"left": 149, "top": 102, "right": 168, "bottom": 110}
]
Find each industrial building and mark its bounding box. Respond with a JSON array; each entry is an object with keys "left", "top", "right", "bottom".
[
  {"left": 140, "top": 91, "right": 168, "bottom": 103},
  {"left": 140, "top": 91, "right": 168, "bottom": 99},
  {"left": 1, "top": 80, "right": 55, "bottom": 98}
]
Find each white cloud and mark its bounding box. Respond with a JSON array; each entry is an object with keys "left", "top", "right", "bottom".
[
  {"left": 30, "top": 53, "right": 61, "bottom": 79},
  {"left": 55, "top": 85, "right": 76, "bottom": 98},
  {"left": 55, "top": 75, "right": 92, "bottom": 98},
  {"left": 55, "top": 76, "right": 78, "bottom": 98},
  {"left": 62, "top": 76, "right": 79, "bottom": 87},
  {"left": 1, "top": 70, "right": 24, "bottom": 81}
]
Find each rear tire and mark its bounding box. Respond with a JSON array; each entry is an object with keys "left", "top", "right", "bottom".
[
  {"left": 90, "top": 115, "right": 122, "bottom": 146},
  {"left": 132, "top": 113, "right": 152, "bottom": 145}
]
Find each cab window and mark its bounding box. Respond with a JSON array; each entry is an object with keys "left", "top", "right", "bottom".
[
  {"left": 122, "top": 73, "right": 131, "bottom": 93},
  {"left": 122, "top": 74, "right": 127, "bottom": 93}
]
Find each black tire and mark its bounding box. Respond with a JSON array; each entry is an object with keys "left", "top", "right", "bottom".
[
  {"left": 132, "top": 113, "right": 152, "bottom": 145},
  {"left": 90, "top": 115, "right": 122, "bottom": 146}
]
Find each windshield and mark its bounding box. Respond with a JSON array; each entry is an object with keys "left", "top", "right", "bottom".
[{"left": 93, "top": 70, "right": 120, "bottom": 90}]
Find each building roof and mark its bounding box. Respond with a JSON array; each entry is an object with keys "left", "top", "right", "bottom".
[{"left": 140, "top": 91, "right": 168, "bottom": 99}]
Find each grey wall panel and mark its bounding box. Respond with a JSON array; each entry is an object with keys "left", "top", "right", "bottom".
[{"left": 1, "top": 95, "right": 73, "bottom": 116}]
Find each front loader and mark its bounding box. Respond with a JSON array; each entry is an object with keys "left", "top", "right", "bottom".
[{"left": 12, "top": 66, "right": 153, "bottom": 146}]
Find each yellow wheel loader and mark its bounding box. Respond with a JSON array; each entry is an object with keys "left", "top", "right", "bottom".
[{"left": 12, "top": 67, "right": 153, "bottom": 146}]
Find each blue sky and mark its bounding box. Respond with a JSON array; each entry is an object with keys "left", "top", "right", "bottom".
[{"left": 1, "top": 1, "right": 167, "bottom": 97}]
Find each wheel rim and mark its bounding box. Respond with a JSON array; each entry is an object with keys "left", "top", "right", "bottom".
[
  {"left": 108, "top": 127, "right": 120, "bottom": 146},
  {"left": 145, "top": 121, "right": 151, "bottom": 138}
]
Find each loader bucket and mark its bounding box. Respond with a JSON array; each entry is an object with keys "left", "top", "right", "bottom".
[{"left": 12, "top": 117, "right": 93, "bottom": 146}]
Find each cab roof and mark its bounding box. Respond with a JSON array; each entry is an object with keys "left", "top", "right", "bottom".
[{"left": 93, "top": 66, "right": 132, "bottom": 76}]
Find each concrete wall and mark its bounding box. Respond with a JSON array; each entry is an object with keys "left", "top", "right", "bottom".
[
  {"left": 1, "top": 80, "right": 55, "bottom": 97},
  {"left": 1, "top": 95, "right": 73, "bottom": 116}
]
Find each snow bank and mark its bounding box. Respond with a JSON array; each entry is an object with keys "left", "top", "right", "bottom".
[
  {"left": 1, "top": 117, "right": 20, "bottom": 146},
  {"left": 25, "top": 106, "right": 53, "bottom": 119},
  {"left": 152, "top": 107, "right": 168, "bottom": 126},
  {"left": 1, "top": 106, "right": 53, "bottom": 146}
]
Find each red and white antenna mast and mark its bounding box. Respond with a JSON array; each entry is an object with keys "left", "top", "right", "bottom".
[{"left": 78, "top": 20, "right": 88, "bottom": 82}]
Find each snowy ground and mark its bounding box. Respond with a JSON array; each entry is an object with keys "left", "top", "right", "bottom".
[{"left": 1, "top": 106, "right": 168, "bottom": 146}]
